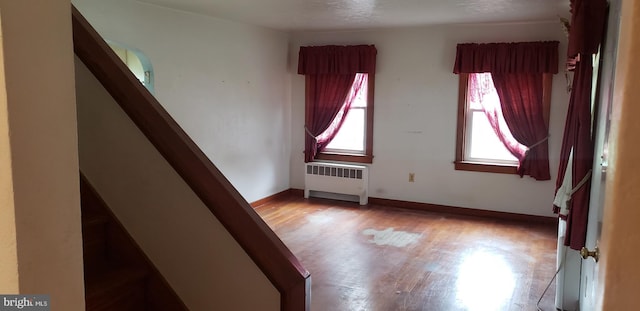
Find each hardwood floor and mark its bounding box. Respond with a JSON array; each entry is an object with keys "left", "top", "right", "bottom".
[{"left": 255, "top": 196, "right": 558, "bottom": 311}]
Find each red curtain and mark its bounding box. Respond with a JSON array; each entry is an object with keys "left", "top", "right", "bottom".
[
  {"left": 299, "top": 45, "right": 377, "bottom": 162},
  {"left": 553, "top": 0, "right": 608, "bottom": 250},
  {"left": 468, "top": 73, "right": 527, "bottom": 160},
  {"left": 304, "top": 74, "right": 356, "bottom": 162},
  {"left": 316, "top": 73, "right": 367, "bottom": 151},
  {"left": 492, "top": 73, "right": 551, "bottom": 180},
  {"left": 556, "top": 59, "right": 595, "bottom": 249},
  {"left": 567, "top": 0, "right": 608, "bottom": 59},
  {"left": 453, "top": 41, "right": 558, "bottom": 180}
]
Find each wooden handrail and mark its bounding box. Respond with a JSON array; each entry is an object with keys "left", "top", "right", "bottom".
[{"left": 71, "top": 6, "right": 310, "bottom": 311}]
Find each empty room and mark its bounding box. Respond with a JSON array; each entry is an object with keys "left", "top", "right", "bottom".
[{"left": 4, "top": 0, "right": 636, "bottom": 310}]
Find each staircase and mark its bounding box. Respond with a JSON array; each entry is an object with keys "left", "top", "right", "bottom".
[
  {"left": 80, "top": 175, "right": 188, "bottom": 310},
  {"left": 73, "top": 5, "right": 310, "bottom": 309}
]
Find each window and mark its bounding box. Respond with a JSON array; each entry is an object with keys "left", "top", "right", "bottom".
[
  {"left": 298, "top": 44, "right": 377, "bottom": 164},
  {"left": 452, "top": 41, "right": 557, "bottom": 179},
  {"left": 459, "top": 73, "right": 524, "bottom": 170},
  {"left": 455, "top": 73, "right": 552, "bottom": 174},
  {"left": 315, "top": 73, "right": 374, "bottom": 163}
]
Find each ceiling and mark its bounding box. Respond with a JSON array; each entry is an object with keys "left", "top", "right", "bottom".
[{"left": 135, "top": 0, "right": 570, "bottom": 32}]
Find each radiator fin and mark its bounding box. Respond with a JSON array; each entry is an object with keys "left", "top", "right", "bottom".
[
  {"left": 306, "top": 164, "right": 363, "bottom": 180},
  {"left": 304, "top": 162, "right": 368, "bottom": 205}
]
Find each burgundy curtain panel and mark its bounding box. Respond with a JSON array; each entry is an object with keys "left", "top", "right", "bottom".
[
  {"left": 554, "top": 0, "right": 608, "bottom": 250},
  {"left": 315, "top": 74, "right": 367, "bottom": 150},
  {"left": 298, "top": 45, "right": 377, "bottom": 162},
  {"left": 557, "top": 59, "right": 596, "bottom": 249},
  {"left": 303, "top": 73, "right": 356, "bottom": 162},
  {"left": 491, "top": 73, "right": 550, "bottom": 180},
  {"left": 453, "top": 41, "right": 559, "bottom": 180},
  {"left": 468, "top": 73, "right": 527, "bottom": 161}
]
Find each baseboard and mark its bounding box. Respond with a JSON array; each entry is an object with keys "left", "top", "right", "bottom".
[
  {"left": 250, "top": 189, "right": 298, "bottom": 208},
  {"left": 289, "top": 189, "right": 304, "bottom": 197},
  {"left": 368, "top": 197, "right": 558, "bottom": 226},
  {"left": 282, "top": 188, "right": 556, "bottom": 225}
]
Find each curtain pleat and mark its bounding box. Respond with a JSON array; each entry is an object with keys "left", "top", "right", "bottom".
[
  {"left": 304, "top": 74, "right": 356, "bottom": 162},
  {"left": 561, "top": 59, "right": 595, "bottom": 249},
  {"left": 492, "top": 73, "right": 551, "bottom": 180}
]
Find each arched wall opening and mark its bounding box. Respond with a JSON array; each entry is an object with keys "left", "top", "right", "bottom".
[{"left": 108, "top": 41, "right": 155, "bottom": 93}]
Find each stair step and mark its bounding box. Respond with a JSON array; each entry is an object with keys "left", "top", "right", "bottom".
[
  {"left": 85, "top": 265, "right": 150, "bottom": 311},
  {"left": 80, "top": 174, "right": 188, "bottom": 310}
]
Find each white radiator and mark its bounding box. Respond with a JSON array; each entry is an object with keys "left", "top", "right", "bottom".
[{"left": 304, "top": 162, "right": 369, "bottom": 205}]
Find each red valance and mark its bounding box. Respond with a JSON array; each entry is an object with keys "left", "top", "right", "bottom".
[
  {"left": 453, "top": 41, "right": 560, "bottom": 74},
  {"left": 298, "top": 45, "right": 377, "bottom": 75}
]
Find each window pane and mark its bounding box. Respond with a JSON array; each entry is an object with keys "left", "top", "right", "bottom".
[
  {"left": 467, "top": 73, "right": 494, "bottom": 110},
  {"left": 320, "top": 73, "right": 368, "bottom": 154},
  {"left": 465, "top": 73, "right": 525, "bottom": 165},
  {"left": 325, "top": 108, "right": 365, "bottom": 152},
  {"left": 468, "top": 111, "right": 518, "bottom": 162},
  {"left": 351, "top": 73, "right": 368, "bottom": 108}
]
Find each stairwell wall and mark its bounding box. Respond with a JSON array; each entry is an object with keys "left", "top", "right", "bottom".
[
  {"left": 75, "top": 57, "right": 280, "bottom": 310},
  {"left": 72, "top": 0, "right": 292, "bottom": 203},
  {"left": 0, "top": 1, "right": 85, "bottom": 308}
]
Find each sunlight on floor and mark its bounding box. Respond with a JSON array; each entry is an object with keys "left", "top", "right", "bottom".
[
  {"left": 456, "top": 249, "right": 516, "bottom": 311},
  {"left": 257, "top": 198, "right": 557, "bottom": 310}
]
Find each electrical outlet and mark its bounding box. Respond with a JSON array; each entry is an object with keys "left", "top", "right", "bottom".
[{"left": 409, "top": 173, "right": 415, "bottom": 182}]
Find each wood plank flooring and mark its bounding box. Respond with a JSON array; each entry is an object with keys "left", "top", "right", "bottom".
[{"left": 255, "top": 196, "right": 558, "bottom": 311}]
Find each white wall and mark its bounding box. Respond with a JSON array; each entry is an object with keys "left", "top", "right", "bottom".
[
  {"left": 76, "top": 58, "right": 280, "bottom": 310},
  {"left": 72, "top": 0, "right": 569, "bottom": 216},
  {"left": 290, "top": 22, "right": 569, "bottom": 217},
  {"left": 0, "top": 0, "right": 85, "bottom": 308},
  {"left": 72, "top": 0, "right": 292, "bottom": 202}
]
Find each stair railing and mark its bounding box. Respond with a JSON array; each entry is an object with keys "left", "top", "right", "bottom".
[{"left": 71, "top": 6, "right": 310, "bottom": 310}]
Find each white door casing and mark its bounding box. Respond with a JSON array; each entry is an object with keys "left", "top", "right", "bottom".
[{"left": 579, "top": 0, "right": 622, "bottom": 309}]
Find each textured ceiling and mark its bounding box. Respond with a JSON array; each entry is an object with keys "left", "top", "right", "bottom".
[{"left": 135, "top": 0, "right": 570, "bottom": 31}]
